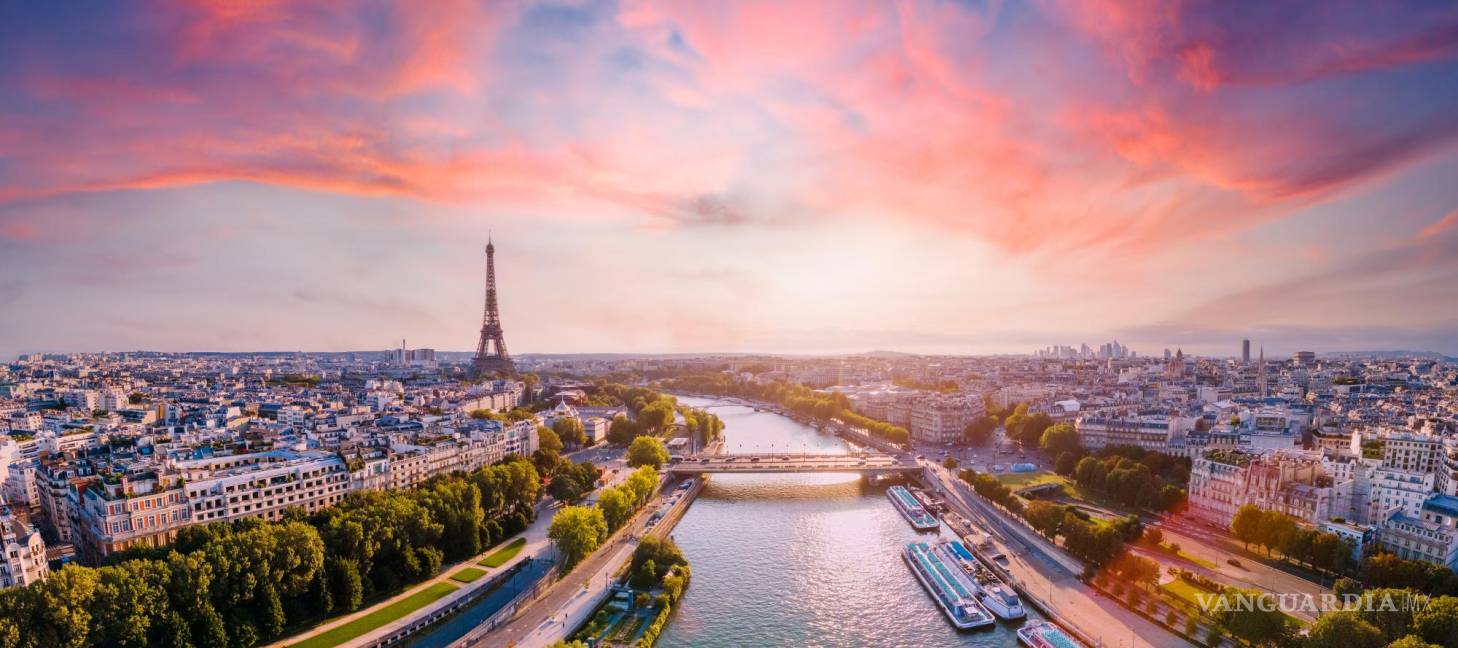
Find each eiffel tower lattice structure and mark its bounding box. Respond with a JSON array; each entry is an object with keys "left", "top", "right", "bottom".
[{"left": 472, "top": 238, "right": 516, "bottom": 378}]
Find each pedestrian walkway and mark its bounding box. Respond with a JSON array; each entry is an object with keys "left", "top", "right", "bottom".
[
  {"left": 477, "top": 476, "right": 703, "bottom": 648},
  {"left": 266, "top": 511, "right": 554, "bottom": 648}
]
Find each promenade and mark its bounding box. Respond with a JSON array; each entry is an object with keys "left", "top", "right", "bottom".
[
  {"left": 266, "top": 509, "right": 552, "bottom": 648},
  {"left": 459, "top": 476, "right": 705, "bottom": 648},
  {"left": 922, "top": 462, "right": 1193, "bottom": 648}
]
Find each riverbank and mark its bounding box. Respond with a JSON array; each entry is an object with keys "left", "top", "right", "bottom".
[
  {"left": 672, "top": 392, "right": 904, "bottom": 455},
  {"left": 461, "top": 472, "right": 706, "bottom": 648},
  {"left": 555, "top": 476, "right": 708, "bottom": 647},
  {"left": 661, "top": 397, "right": 1043, "bottom": 647}
]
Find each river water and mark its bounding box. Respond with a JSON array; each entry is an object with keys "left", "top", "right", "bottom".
[{"left": 659, "top": 396, "right": 1041, "bottom": 647}]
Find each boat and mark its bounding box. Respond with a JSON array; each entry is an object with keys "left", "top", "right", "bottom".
[
  {"left": 1017, "top": 620, "right": 1086, "bottom": 648},
  {"left": 902, "top": 542, "right": 996, "bottom": 630},
  {"left": 887, "top": 485, "right": 939, "bottom": 531},
  {"left": 944, "top": 540, "right": 1025, "bottom": 619}
]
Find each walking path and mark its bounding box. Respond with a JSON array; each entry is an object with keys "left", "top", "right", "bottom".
[
  {"left": 923, "top": 463, "right": 1193, "bottom": 648},
  {"left": 266, "top": 510, "right": 552, "bottom": 648},
  {"left": 481, "top": 477, "right": 704, "bottom": 648}
]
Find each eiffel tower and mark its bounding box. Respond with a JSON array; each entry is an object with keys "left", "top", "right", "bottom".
[{"left": 472, "top": 237, "right": 516, "bottom": 378}]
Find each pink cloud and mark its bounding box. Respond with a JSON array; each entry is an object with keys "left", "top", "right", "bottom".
[
  {"left": 1421, "top": 210, "right": 1458, "bottom": 239},
  {"left": 2, "top": 0, "right": 1456, "bottom": 275}
]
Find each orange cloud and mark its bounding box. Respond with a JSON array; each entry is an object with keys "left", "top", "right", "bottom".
[{"left": 1421, "top": 210, "right": 1458, "bottom": 239}]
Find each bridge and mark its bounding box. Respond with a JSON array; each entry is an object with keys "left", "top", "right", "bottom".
[{"left": 668, "top": 453, "right": 922, "bottom": 474}]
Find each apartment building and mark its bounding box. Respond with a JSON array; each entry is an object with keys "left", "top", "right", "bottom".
[
  {"left": 75, "top": 472, "right": 191, "bottom": 563},
  {"left": 1189, "top": 450, "right": 1349, "bottom": 528},
  {"left": 181, "top": 450, "right": 351, "bottom": 525},
  {"left": 1189, "top": 450, "right": 1254, "bottom": 526},
  {"left": 910, "top": 396, "right": 982, "bottom": 444},
  {"left": 1076, "top": 414, "right": 1187, "bottom": 452},
  {"left": 0, "top": 506, "right": 47, "bottom": 590},
  {"left": 1379, "top": 494, "right": 1458, "bottom": 569}
]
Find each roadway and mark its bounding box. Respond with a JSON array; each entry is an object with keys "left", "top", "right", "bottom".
[
  {"left": 922, "top": 430, "right": 1329, "bottom": 624},
  {"left": 470, "top": 474, "right": 701, "bottom": 647},
  {"left": 670, "top": 452, "right": 918, "bottom": 474}
]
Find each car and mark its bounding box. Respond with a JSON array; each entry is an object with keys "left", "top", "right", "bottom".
[
  {"left": 1227, "top": 558, "right": 1243, "bottom": 568},
  {"left": 781, "top": 456, "right": 792, "bottom": 460},
  {"left": 749, "top": 457, "right": 761, "bottom": 463},
  {"left": 917, "top": 454, "right": 926, "bottom": 459},
  {"left": 699, "top": 458, "right": 710, "bottom": 464}
]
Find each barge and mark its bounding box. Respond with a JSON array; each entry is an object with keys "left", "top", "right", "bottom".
[
  {"left": 946, "top": 540, "right": 1025, "bottom": 619},
  {"left": 887, "top": 485, "right": 939, "bottom": 531},
  {"left": 1017, "top": 620, "right": 1086, "bottom": 648},
  {"left": 902, "top": 542, "right": 995, "bottom": 630}
]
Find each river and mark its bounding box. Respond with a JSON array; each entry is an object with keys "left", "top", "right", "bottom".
[{"left": 658, "top": 396, "right": 1042, "bottom": 647}]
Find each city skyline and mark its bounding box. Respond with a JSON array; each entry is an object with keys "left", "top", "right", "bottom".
[{"left": 4, "top": 2, "right": 1458, "bottom": 359}]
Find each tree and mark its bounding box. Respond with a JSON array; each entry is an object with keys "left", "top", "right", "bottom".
[
  {"left": 1144, "top": 527, "right": 1164, "bottom": 547},
  {"left": 89, "top": 560, "right": 170, "bottom": 648},
  {"left": 548, "top": 474, "right": 584, "bottom": 503},
  {"left": 1412, "top": 595, "right": 1458, "bottom": 647},
  {"left": 964, "top": 416, "right": 997, "bottom": 446},
  {"left": 553, "top": 418, "right": 587, "bottom": 447},
  {"left": 548, "top": 506, "right": 607, "bottom": 569},
  {"left": 1204, "top": 626, "right": 1223, "bottom": 648},
  {"left": 1039, "top": 423, "right": 1081, "bottom": 456},
  {"left": 1306, "top": 611, "right": 1385, "bottom": 648},
  {"left": 1054, "top": 451, "right": 1077, "bottom": 476},
  {"left": 1333, "top": 577, "right": 1362, "bottom": 600},
  {"left": 598, "top": 487, "right": 633, "bottom": 531},
  {"left": 30, "top": 565, "right": 101, "bottom": 648},
  {"left": 637, "top": 398, "right": 677, "bottom": 435},
  {"left": 1231, "top": 504, "right": 1264, "bottom": 548},
  {"left": 1389, "top": 637, "right": 1442, "bottom": 648},
  {"left": 1216, "top": 589, "right": 1293, "bottom": 647},
  {"left": 537, "top": 426, "right": 564, "bottom": 455},
  {"left": 1019, "top": 412, "right": 1054, "bottom": 446},
  {"left": 607, "top": 415, "right": 639, "bottom": 445},
  {"left": 627, "top": 436, "right": 670, "bottom": 470},
  {"left": 942, "top": 457, "right": 958, "bottom": 469},
  {"left": 1109, "top": 553, "right": 1159, "bottom": 590},
  {"left": 1004, "top": 404, "right": 1030, "bottom": 443}
]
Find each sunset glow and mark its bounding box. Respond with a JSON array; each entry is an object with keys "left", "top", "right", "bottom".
[{"left": 3, "top": 1, "right": 1458, "bottom": 356}]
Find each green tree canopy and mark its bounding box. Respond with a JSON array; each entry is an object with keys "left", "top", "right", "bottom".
[
  {"left": 537, "top": 426, "right": 564, "bottom": 455},
  {"left": 548, "top": 505, "right": 607, "bottom": 569},
  {"left": 553, "top": 417, "right": 587, "bottom": 447},
  {"left": 1039, "top": 423, "right": 1081, "bottom": 456},
  {"left": 627, "top": 436, "right": 671, "bottom": 470}
]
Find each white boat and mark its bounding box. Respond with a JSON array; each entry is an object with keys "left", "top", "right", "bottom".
[
  {"left": 944, "top": 540, "right": 1025, "bottom": 619},
  {"left": 887, "top": 485, "right": 939, "bottom": 531},
  {"left": 902, "top": 542, "right": 995, "bottom": 630},
  {"left": 1017, "top": 620, "right": 1085, "bottom": 648}
]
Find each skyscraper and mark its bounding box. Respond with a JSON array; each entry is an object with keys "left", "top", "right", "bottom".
[{"left": 1242, "top": 339, "right": 1251, "bottom": 364}]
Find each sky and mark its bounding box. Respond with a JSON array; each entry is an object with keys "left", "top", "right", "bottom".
[{"left": 2, "top": 0, "right": 1458, "bottom": 359}]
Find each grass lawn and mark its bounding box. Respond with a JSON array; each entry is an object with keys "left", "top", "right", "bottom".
[
  {"left": 1161, "top": 577, "right": 1217, "bottom": 608},
  {"left": 1172, "top": 548, "right": 1217, "bottom": 570},
  {"left": 1160, "top": 579, "right": 1305, "bottom": 628},
  {"left": 288, "top": 582, "right": 459, "bottom": 648},
  {"left": 994, "top": 471, "right": 1066, "bottom": 489},
  {"left": 480, "top": 537, "right": 527, "bottom": 568},
  {"left": 450, "top": 567, "right": 487, "bottom": 583}
]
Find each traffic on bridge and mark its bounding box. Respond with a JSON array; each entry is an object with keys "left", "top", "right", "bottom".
[{"left": 668, "top": 452, "right": 921, "bottom": 474}]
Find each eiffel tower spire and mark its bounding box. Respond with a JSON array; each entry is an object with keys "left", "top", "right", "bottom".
[{"left": 472, "top": 238, "right": 516, "bottom": 378}]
